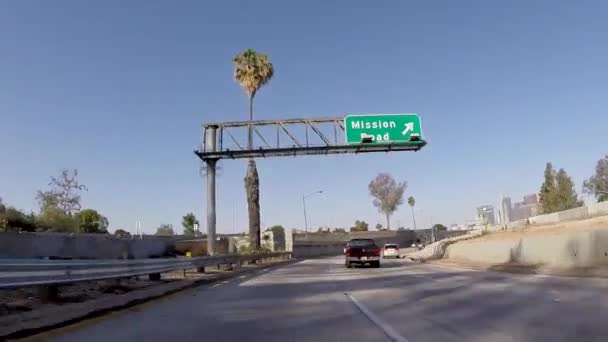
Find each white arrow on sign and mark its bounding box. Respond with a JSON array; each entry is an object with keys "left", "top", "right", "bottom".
[{"left": 401, "top": 122, "right": 414, "bottom": 135}]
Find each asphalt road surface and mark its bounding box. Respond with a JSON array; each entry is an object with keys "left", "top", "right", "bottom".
[{"left": 33, "top": 256, "right": 608, "bottom": 342}]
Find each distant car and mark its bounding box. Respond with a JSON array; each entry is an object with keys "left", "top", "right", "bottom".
[
  {"left": 344, "top": 238, "right": 381, "bottom": 268},
  {"left": 411, "top": 242, "right": 425, "bottom": 250},
  {"left": 382, "top": 244, "right": 400, "bottom": 258}
]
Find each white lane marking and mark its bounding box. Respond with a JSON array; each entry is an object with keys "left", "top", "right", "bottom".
[
  {"left": 212, "top": 283, "right": 222, "bottom": 288},
  {"left": 345, "top": 292, "right": 409, "bottom": 342},
  {"left": 238, "top": 275, "right": 247, "bottom": 279},
  {"left": 221, "top": 280, "right": 230, "bottom": 284}
]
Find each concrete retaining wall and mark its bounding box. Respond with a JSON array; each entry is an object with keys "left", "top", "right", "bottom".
[
  {"left": 290, "top": 227, "right": 474, "bottom": 260},
  {"left": 505, "top": 219, "right": 528, "bottom": 230},
  {"left": 445, "top": 228, "right": 608, "bottom": 268},
  {"left": 174, "top": 238, "right": 230, "bottom": 256},
  {"left": 293, "top": 230, "right": 467, "bottom": 248},
  {"left": 0, "top": 232, "right": 177, "bottom": 259},
  {"left": 294, "top": 230, "right": 416, "bottom": 243},
  {"left": 292, "top": 242, "right": 344, "bottom": 258}
]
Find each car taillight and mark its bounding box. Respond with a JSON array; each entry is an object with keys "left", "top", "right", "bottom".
[
  {"left": 346, "top": 248, "right": 352, "bottom": 256},
  {"left": 374, "top": 248, "right": 381, "bottom": 256}
]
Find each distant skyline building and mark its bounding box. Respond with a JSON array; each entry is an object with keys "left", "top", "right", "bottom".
[
  {"left": 508, "top": 193, "right": 540, "bottom": 221},
  {"left": 501, "top": 197, "right": 512, "bottom": 224},
  {"left": 476, "top": 205, "right": 496, "bottom": 225},
  {"left": 523, "top": 194, "right": 538, "bottom": 205}
]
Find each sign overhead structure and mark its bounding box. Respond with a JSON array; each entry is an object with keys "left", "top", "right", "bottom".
[
  {"left": 344, "top": 113, "right": 422, "bottom": 144},
  {"left": 196, "top": 114, "right": 426, "bottom": 255}
]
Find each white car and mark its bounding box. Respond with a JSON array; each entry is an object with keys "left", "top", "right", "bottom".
[{"left": 382, "top": 244, "right": 400, "bottom": 258}]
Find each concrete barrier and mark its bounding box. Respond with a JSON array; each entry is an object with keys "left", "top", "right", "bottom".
[
  {"left": 589, "top": 202, "right": 608, "bottom": 217},
  {"left": 505, "top": 219, "right": 528, "bottom": 230},
  {"left": 406, "top": 230, "right": 483, "bottom": 261},
  {"left": 0, "top": 232, "right": 177, "bottom": 259},
  {"left": 528, "top": 212, "right": 560, "bottom": 225},
  {"left": 527, "top": 201, "right": 608, "bottom": 226}
]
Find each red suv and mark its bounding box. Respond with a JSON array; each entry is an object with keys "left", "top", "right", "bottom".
[{"left": 344, "top": 238, "right": 381, "bottom": 268}]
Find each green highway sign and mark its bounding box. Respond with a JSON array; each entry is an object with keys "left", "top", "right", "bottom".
[{"left": 344, "top": 113, "right": 423, "bottom": 144}]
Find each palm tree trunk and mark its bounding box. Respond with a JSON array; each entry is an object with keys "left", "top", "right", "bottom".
[
  {"left": 248, "top": 95, "right": 253, "bottom": 150},
  {"left": 245, "top": 159, "right": 261, "bottom": 249},
  {"left": 385, "top": 212, "right": 391, "bottom": 230},
  {"left": 411, "top": 206, "right": 417, "bottom": 230},
  {"left": 245, "top": 94, "right": 260, "bottom": 249}
]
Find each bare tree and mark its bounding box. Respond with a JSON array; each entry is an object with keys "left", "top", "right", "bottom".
[
  {"left": 36, "top": 169, "right": 87, "bottom": 215},
  {"left": 368, "top": 173, "right": 406, "bottom": 230},
  {"left": 350, "top": 220, "right": 369, "bottom": 232},
  {"left": 155, "top": 224, "right": 175, "bottom": 236}
]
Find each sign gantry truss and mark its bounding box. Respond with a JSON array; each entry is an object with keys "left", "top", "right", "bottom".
[
  {"left": 195, "top": 117, "right": 426, "bottom": 161},
  {"left": 195, "top": 114, "right": 426, "bottom": 256}
]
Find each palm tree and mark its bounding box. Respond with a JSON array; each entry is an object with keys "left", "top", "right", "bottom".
[
  {"left": 233, "top": 49, "right": 274, "bottom": 249},
  {"left": 408, "top": 196, "right": 417, "bottom": 230}
]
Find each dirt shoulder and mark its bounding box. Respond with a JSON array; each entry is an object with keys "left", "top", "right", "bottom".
[
  {"left": 0, "top": 259, "right": 295, "bottom": 340},
  {"left": 427, "top": 258, "right": 608, "bottom": 278}
]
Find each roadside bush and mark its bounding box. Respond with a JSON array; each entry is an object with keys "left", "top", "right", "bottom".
[
  {"left": 238, "top": 244, "right": 272, "bottom": 255},
  {"left": 0, "top": 207, "right": 37, "bottom": 232},
  {"left": 36, "top": 207, "right": 78, "bottom": 233}
]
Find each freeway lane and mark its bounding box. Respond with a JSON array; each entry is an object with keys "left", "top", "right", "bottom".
[{"left": 34, "top": 257, "right": 608, "bottom": 342}]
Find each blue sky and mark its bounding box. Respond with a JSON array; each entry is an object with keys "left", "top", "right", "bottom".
[{"left": 1, "top": 1, "right": 607, "bottom": 234}]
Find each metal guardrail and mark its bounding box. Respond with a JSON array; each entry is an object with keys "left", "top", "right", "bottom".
[{"left": 0, "top": 252, "right": 291, "bottom": 289}]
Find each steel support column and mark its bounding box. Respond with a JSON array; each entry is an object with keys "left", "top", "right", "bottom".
[{"left": 204, "top": 125, "right": 218, "bottom": 256}]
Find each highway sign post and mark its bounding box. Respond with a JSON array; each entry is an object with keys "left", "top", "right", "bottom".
[{"left": 344, "top": 114, "right": 422, "bottom": 144}]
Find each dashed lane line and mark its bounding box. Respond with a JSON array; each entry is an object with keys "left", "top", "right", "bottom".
[{"left": 345, "top": 292, "right": 409, "bottom": 342}]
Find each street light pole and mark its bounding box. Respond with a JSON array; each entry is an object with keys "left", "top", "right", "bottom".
[
  {"left": 303, "top": 195, "right": 308, "bottom": 233},
  {"left": 302, "top": 190, "right": 323, "bottom": 233}
]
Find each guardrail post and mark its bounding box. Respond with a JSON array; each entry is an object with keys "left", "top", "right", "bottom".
[
  {"left": 148, "top": 273, "right": 161, "bottom": 281},
  {"left": 38, "top": 285, "right": 59, "bottom": 302}
]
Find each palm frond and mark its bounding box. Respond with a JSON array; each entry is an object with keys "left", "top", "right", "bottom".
[{"left": 232, "top": 49, "right": 274, "bottom": 97}]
